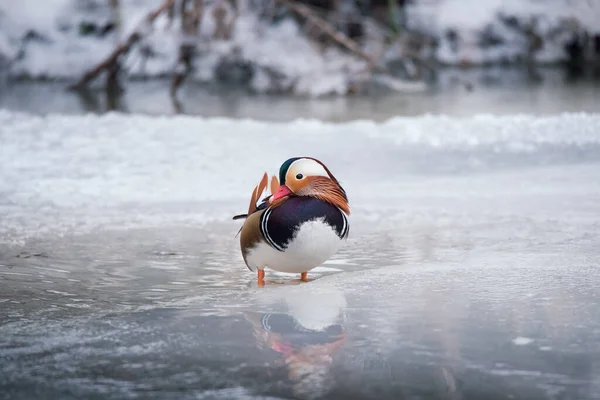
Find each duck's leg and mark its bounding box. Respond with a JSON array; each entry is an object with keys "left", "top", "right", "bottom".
[
  {"left": 257, "top": 269, "right": 265, "bottom": 287},
  {"left": 300, "top": 272, "right": 308, "bottom": 282}
]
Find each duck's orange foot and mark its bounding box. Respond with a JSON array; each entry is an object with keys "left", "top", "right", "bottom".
[
  {"left": 257, "top": 269, "right": 265, "bottom": 287},
  {"left": 300, "top": 272, "right": 309, "bottom": 282}
]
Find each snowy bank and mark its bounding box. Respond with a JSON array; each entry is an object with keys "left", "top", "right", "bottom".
[
  {"left": 409, "top": 0, "right": 600, "bottom": 65},
  {"left": 1, "top": 1, "right": 599, "bottom": 96},
  {"left": 0, "top": 0, "right": 366, "bottom": 97}
]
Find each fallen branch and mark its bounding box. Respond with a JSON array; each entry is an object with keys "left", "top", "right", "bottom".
[
  {"left": 68, "top": 0, "right": 175, "bottom": 91},
  {"left": 274, "top": 0, "right": 386, "bottom": 72}
]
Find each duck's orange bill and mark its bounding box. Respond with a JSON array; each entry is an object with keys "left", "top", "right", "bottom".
[{"left": 271, "top": 184, "right": 292, "bottom": 201}]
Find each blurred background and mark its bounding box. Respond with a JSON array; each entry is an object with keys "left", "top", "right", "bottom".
[{"left": 0, "top": 0, "right": 599, "bottom": 120}]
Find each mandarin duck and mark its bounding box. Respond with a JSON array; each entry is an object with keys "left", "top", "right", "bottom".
[{"left": 233, "top": 157, "right": 350, "bottom": 285}]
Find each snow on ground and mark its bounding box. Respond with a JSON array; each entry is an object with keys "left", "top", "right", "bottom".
[{"left": 0, "top": 109, "right": 599, "bottom": 243}]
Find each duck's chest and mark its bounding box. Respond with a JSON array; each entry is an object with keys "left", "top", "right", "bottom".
[{"left": 260, "top": 197, "right": 349, "bottom": 252}]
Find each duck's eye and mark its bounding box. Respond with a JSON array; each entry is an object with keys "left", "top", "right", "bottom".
[{"left": 296, "top": 173, "right": 304, "bottom": 180}]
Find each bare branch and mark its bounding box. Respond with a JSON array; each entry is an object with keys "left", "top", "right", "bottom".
[
  {"left": 274, "top": 0, "right": 386, "bottom": 71},
  {"left": 68, "top": 0, "right": 176, "bottom": 90}
]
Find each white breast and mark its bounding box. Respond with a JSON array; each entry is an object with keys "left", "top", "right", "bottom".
[{"left": 245, "top": 217, "right": 345, "bottom": 274}]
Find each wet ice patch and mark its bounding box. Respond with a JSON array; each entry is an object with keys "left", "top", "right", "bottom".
[
  {"left": 312, "top": 266, "right": 344, "bottom": 272},
  {"left": 45, "top": 289, "right": 76, "bottom": 296},
  {"left": 512, "top": 337, "right": 534, "bottom": 346}
]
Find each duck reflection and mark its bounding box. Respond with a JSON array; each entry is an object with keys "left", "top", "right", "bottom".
[{"left": 244, "top": 287, "right": 347, "bottom": 399}]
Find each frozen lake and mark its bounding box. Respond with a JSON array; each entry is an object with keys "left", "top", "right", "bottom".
[{"left": 1, "top": 110, "right": 600, "bottom": 399}]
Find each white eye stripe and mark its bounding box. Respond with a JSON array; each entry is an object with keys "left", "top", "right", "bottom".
[{"left": 289, "top": 159, "right": 329, "bottom": 179}]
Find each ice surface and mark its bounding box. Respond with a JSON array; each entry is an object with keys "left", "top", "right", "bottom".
[
  {"left": 1, "top": 110, "right": 600, "bottom": 399},
  {"left": 1, "top": 249, "right": 600, "bottom": 398}
]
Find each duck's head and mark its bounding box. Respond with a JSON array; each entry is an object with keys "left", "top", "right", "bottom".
[{"left": 271, "top": 157, "right": 350, "bottom": 215}]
